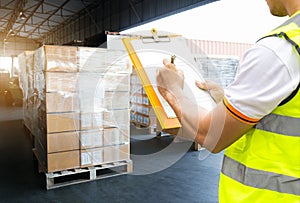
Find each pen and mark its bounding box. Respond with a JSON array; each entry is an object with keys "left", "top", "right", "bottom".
[{"left": 171, "top": 55, "right": 176, "bottom": 64}]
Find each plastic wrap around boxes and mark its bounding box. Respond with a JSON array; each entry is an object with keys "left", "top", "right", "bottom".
[
  {"left": 19, "top": 45, "right": 132, "bottom": 172},
  {"left": 18, "top": 51, "right": 35, "bottom": 133}
]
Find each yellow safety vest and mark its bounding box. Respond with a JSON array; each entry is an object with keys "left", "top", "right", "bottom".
[{"left": 219, "top": 11, "right": 300, "bottom": 203}]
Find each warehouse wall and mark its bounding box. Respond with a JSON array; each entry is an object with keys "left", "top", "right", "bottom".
[
  {"left": 187, "top": 39, "right": 253, "bottom": 61},
  {"left": 42, "top": 0, "right": 218, "bottom": 46},
  {"left": 0, "top": 36, "right": 40, "bottom": 57}
]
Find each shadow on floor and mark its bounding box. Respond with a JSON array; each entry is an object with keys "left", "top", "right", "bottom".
[{"left": 0, "top": 107, "right": 223, "bottom": 203}]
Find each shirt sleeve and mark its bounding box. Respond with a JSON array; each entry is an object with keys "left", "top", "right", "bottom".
[{"left": 224, "top": 37, "right": 299, "bottom": 124}]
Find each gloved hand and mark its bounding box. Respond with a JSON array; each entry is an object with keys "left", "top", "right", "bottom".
[{"left": 195, "top": 80, "right": 224, "bottom": 103}]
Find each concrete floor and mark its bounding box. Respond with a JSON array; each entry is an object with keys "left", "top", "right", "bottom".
[{"left": 0, "top": 106, "right": 223, "bottom": 203}]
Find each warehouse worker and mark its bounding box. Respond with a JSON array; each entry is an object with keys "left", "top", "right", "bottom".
[{"left": 156, "top": 0, "right": 300, "bottom": 202}]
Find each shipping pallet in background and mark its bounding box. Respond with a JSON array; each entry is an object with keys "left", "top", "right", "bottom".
[{"left": 45, "top": 160, "right": 133, "bottom": 190}]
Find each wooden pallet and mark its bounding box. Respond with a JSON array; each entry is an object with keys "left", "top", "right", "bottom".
[{"left": 45, "top": 160, "right": 133, "bottom": 190}]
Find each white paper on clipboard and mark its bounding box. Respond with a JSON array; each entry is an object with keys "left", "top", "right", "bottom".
[
  {"left": 128, "top": 32, "right": 216, "bottom": 115},
  {"left": 121, "top": 30, "right": 216, "bottom": 129}
]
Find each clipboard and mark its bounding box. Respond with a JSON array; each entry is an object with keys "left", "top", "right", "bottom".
[{"left": 121, "top": 29, "right": 216, "bottom": 130}]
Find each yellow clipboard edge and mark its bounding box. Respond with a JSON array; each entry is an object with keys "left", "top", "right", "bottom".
[{"left": 122, "top": 37, "right": 181, "bottom": 129}]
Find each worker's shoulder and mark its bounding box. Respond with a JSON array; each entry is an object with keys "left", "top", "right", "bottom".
[
  {"left": 256, "top": 35, "right": 300, "bottom": 84},
  {"left": 256, "top": 35, "right": 294, "bottom": 54}
]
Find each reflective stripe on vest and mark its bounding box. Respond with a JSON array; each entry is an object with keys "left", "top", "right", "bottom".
[
  {"left": 220, "top": 11, "right": 300, "bottom": 202},
  {"left": 255, "top": 113, "right": 300, "bottom": 137},
  {"left": 222, "top": 155, "right": 300, "bottom": 196}
]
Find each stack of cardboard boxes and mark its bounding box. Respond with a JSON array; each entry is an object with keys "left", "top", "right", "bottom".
[
  {"left": 77, "top": 47, "right": 131, "bottom": 168},
  {"left": 35, "top": 45, "right": 80, "bottom": 172},
  {"left": 130, "top": 69, "right": 156, "bottom": 130},
  {"left": 19, "top": 45, "right": 132, "bottom": 173}
]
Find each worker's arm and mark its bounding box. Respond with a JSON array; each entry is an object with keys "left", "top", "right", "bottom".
[
  {"left": 156, "top": 60, "right": 254, "bottom": 153},
  {"left": 191, "top": 101, "right": 254, "bottom": 153}
]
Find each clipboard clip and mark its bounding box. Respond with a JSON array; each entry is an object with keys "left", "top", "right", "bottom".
[
  {"left": 106, "top": 29, "right": 181, "bottom": 44},
  {"left": 141, "top": 28, "right": 173, "bottom": 43}
]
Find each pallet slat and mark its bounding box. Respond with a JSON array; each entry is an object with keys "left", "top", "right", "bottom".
[{"left": 45, "top": 160, "right": 132, "bottom": 190}]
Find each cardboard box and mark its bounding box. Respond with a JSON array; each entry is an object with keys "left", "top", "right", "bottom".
[
  {"left": 45, "top": 72, "right": 78, "bottom": 92},
  {"left": 76, "top": 72, "right": 130, "bottom": 92},
  {"left": 77, "top": 74, "right": 129, "bottom": 111},
  {"left": 134, "top": 104, "right": 150, "bottom": 116},
  {"left": 103, "top": 91, "right": 130, "bottom": 110},
  {"left": 46, "top": 92, "right": 80, "bottom": 113},
  {"left": 80, "top": 112, "right": 103, "bottom": 130},
  {"left": 103, "top": 73, "right": 130, "bottom": 92},
  {"left": 103, "top": 109, "right": 130, "bottom": 128},
  {"left": 80, "top": 130, "right": 103, "bottom": 149},
  {"left": 81, "top": 147, "right": 104, "bottom": 167},
  {"left": 78, "top": 89, "right": 104, "bottom": 112},
  {"left": 143, "top": 116, "right": 150, "bottom": 126},
  {"left": 47, "top": 113, "right": 80, "bottom": 133},
  {"left": 47, "top": 150, "right": 80, "bottom": 172},
  {"left": 78, "top": 47, "right": 131, "bottom": 73},
  {"left": 103, "top": 144, "right": 130, "bottom": 163},
  {"left": 103, "top": 128, "right": 129, "bottom": 146},
  {"left": 136, "top": 94, "right": 143, "bottom": 104},
  {"left": 35, "top": 45, "right": 78, "bottom": 72},
  {"left": 77, "top": 72, "right": 105, "bottom": 93},
  {"left": 47, "top": 131, "right": 80, "bottom": 153},
  {"left": 79, "top": 91, "right": 130, "bottom": 112},
  {"left": 142, "top": 95, "right": 149, "bottom": 105}
]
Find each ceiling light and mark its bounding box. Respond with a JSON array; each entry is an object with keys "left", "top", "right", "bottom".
[
  {"left": 10, "top": 30, "right": 15, "bottom": 36},
  {"left": 19, "top": 11, "right": 26, "bottom": 20}
]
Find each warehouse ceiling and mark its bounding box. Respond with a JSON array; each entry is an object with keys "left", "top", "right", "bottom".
[
  {"left": 0, "top": 0, "right": 219, "bottom": 48},
  {"left": 0, "top": 0, "right": 100, "bottom": 41},
  {"left": 0, "top": 0, "right": 217, "bottom": 41}
]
